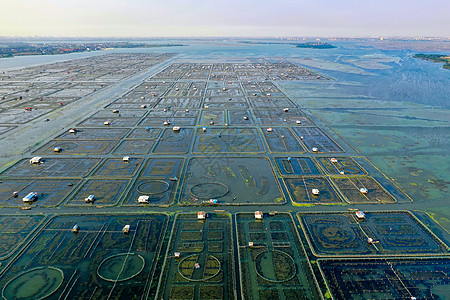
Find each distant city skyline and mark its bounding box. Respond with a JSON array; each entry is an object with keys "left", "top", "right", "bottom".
[{"left": 1, "top": 0, "right": 449, "bottom": 37}]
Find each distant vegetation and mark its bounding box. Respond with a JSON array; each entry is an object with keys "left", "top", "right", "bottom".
[
  {"left": 414, "top": 54, "right": 450, "bottom": 69},
  {"left": 0, "top": 42, "right": 184, "bottom": 58},
  {"left": 238, "top": 41, "right": 336, "bottom": 49},
  {"left": 295, "top": 42, "right": 337, "bottom": 49}
]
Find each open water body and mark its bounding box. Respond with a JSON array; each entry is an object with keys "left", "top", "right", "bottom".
[{"left": 2, "top": 40, "right": 449, "bottom": 107}]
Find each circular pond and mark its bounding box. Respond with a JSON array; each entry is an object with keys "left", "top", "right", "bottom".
[
  {"left": 137, "top": 180, "right": 170, "bottom": 195},
  {"left": 255, "top": 250, "right": 296, "bottom": 282},
  {"left": 97, "top": 253, "right": 145, "bottom": 282},
  {"left": 127, "top": 140, "right": 149, "bottom": 147},
  {"left": 165, "top": 134, "right": 185, "bottom": 143},
  {"left": 2, "top": 266, "right": 64, "bottom": 300},
  {"left": 318, "top": 225, "right": 355, "bottom": 245},
  {"left": 106, "top": 161, "right": 133, "bottom": 170},
  {"left": 178, "top": 254, "right": 221, "bottom": 282},
  {"left": 190, "top": 182, "right": 229, "bottom": 199}
]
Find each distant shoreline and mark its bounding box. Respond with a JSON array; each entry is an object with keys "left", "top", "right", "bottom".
[
  {"left": 0, "top": 42, "right": 184, "bottom": 58},
  {"left": 238, "top": 41, "right": 336, "bottom": 49},
  {"left": 414, "top": 54, "right": 450, "bottom": 69}
]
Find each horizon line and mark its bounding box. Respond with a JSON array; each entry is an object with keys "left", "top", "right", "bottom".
[{"left": 1, "top": 36, "right": 450, "bottom": 40}]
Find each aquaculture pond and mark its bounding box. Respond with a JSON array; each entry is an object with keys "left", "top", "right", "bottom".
[{"left": 0, "top": 214, "right": 168, "bottom": 300}]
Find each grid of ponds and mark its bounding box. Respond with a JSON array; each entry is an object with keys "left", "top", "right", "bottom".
[
  {"left": 298, "top": 211, "right": 449, "bottom": 257},
  {"left": 156, "top": 213, "right": 234, "bottom": 299},
  {"left": 0, "top": 215, "right": 46, "bottom": 259},
  {"left": 236, "top": 212, "right": 321, "bottom": 299},
  {"left": 0, "top": 54, "right": 173, "bottom": 134},
  {"left": 1, "top": 55, "right": 445, "bottom": 299},
  {"left": 319, "top": 258, "right": 450, "bottom": 300},
  {"left": 0, "top": 214, "right": 168, "bottom": 300}
]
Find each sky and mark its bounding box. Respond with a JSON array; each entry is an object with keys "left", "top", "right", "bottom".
[{"left": 1, "top": 0, "right": 449, "bottom": 37}]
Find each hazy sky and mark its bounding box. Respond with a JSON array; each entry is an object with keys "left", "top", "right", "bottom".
[{"left": 1, "top": 0, "right": 449, "bottom": 37}]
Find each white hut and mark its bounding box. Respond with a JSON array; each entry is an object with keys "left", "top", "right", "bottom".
[
  {"left": 355, "top": 211, "right": 366, "bottom": 220},
  {"left": 138, "top": 195, "right": 150, "bottom": 203},
  {"left": 254, "top": 211, "right": 263, "bottom": 220},
  {"left": 30, "top": 157, "right": 43, "bottom": 164}
]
